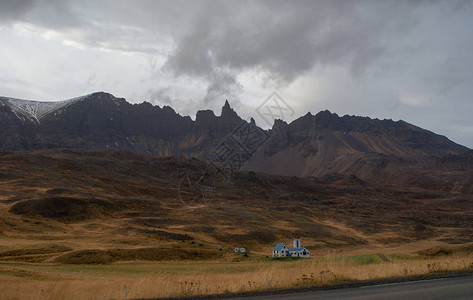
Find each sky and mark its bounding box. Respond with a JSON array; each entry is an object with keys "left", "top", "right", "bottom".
[{"left": 1, "top": 0, "right": 473, "bottom": 148}]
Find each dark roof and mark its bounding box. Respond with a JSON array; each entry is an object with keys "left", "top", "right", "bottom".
[
  {"left": 289, "top": 247, "right": 308, "bottom": 251},
  {"left": 272, "top": 243, "right": 286, "bottom": 251}
]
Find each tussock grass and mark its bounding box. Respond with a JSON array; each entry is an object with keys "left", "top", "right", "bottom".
[
  {"left": 0, "top": 253, "right": 472, "bottom": 299},
  {"left": 54, "top": 247, "right": 224, "bottom": 264},
  {"left": 0, "top": 245, "right": 73, "bottom": 257}
]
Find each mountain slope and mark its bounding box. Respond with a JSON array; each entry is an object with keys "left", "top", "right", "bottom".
[
  {"left": 0, "top": 92, "right": 469, "bottom": 182},
  {"left": 0, "top": 149, "right": 472, "bottom": 259},
  {"left": 0, "top": 92, "right": 246, "bottom": 157},
  {"left": 243, "top": 111, "right": 468, "bottom": 177},
  {"left": 0, "top": 95, "right": 89, "bottom": 123}
]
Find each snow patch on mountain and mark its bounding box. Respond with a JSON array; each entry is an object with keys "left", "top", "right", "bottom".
[{"left": 0, "top": 94, "right": 91, "bottom": 123}]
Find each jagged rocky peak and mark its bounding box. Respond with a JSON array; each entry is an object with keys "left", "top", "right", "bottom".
[
  {"left": 272, "top": 118, "right": 288, "bottom": 130},
  {"left": 218, "top": 99, "right": 243, "bottom": 128},
  {"left": 196, "top": 109, "right": 216, "bottom": 120},
  {"left": 292, "top": 109, "right": 390, "bottom": 132},
  {"left": 195, "top": 100, "right": 244, "bottom": 131},
  {"left": 221, "top": 99, "right": 237, "bottom": 118},
  {"left": 161, "top": 105, "right": 177, "bottom": 114},
  {"left": 313, "top": 110, "right": 339, "bottom": 121},
  {"left": 223, "top": 99, "right": 231, "bottom": 109},
  {"left": 84, "top": 91, "right": 126, "bottom": 105},
  {"left": 312, "top": 110, "right": 343, "bottom": 129},
  {"left": 195, "top": 110, "right": 218, "bottom": 127}
]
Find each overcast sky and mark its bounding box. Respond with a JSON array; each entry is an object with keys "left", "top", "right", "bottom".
[{"left": 1, "top": 0, "right": 473, "bottom": 148}]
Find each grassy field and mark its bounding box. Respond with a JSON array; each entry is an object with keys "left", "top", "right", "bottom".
[
  {"left": 0, "top": 150, "right": 472, "bottom": 299},
  {"left": 0, "top": 251, "right": 472, "bottom": 300}
]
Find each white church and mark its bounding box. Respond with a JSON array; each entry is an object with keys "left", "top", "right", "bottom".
[{"left": 272, "top": 239, "right": 310, "bottom": 258}]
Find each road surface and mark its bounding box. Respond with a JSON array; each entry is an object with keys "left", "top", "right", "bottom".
[{"left": 227, "top": 275, "right": 473, "bottom": 300}]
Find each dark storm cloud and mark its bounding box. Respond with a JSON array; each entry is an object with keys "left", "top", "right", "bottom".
[
  {"left": 0, "top": 0, "right": 35, "bottom": 20},
  {"left": 162, "top": 0, "right": 443, "bottom": 103},
  {"left": 170, "top": 1, "right": 394, "bottom": 75},
  {"left": 0, "top": 0, "right": 83, "bottom": 28}
]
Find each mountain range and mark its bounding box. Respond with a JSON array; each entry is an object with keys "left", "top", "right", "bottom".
[{"left": 1, "top": 91, "right": 471, "bottom": 190}]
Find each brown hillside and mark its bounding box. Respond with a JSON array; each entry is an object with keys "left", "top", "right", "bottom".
[{"left": 0, "top": 149, "right": 471, "bottom": 263}]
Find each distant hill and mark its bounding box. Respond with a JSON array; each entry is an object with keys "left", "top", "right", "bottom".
[
  {"left": 0, "top": 92, "right": 470, "bottom": 184},
  {"left": 242, "top": 111, "right": 471, "bottom": 190}
]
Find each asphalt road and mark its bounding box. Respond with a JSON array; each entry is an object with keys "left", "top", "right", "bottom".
[{"left": 227, "top": 276, "right": 473, "bottom": 300}]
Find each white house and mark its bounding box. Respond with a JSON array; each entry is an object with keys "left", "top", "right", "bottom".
[
  {"left": 272, "top": 239, "right": 310, "bottom": 258},
  {"left": 272, "top": 243, "right": 288, "bottom": 257}
]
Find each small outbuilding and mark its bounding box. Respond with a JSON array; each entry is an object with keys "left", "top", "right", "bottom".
[
  {"left": 234, "top": 247, "right": 247, "bottom": 253},
  {"left": 288, "top": 247, "right": 310, "bottom": 257}
]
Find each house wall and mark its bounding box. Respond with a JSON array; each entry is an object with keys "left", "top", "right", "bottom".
[
  {"left": 272, "top": 246, "right": 288, "bottom": 257},
  {"left": 288, "top": 249, "right": 310, "bottom": 257}
]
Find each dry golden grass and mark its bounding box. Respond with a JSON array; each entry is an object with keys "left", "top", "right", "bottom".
[{"left": 0, "top": 253, "right": 472, "bottom": 300}]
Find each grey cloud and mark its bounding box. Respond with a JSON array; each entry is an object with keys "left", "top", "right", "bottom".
[
  {"left": 203, "top": 71, "right": 242, "bottom": 105},
  {"left": 147, "top": 87, "right": 201, "bottom": 117},
  {"left": 148, "top": 87, "right": 174, "bottom": 106},
  {"left": 424, "top": 58, "right": 473, "bottom": 96},
  {"left": 0, "top": 0, "right": 35, "bottom": 20},
  {"left": 162, "top": 0, "right": 441, "bottom": 90},
  {"left": 163, "top": 10, "right": 214, "bottom": 77}
]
